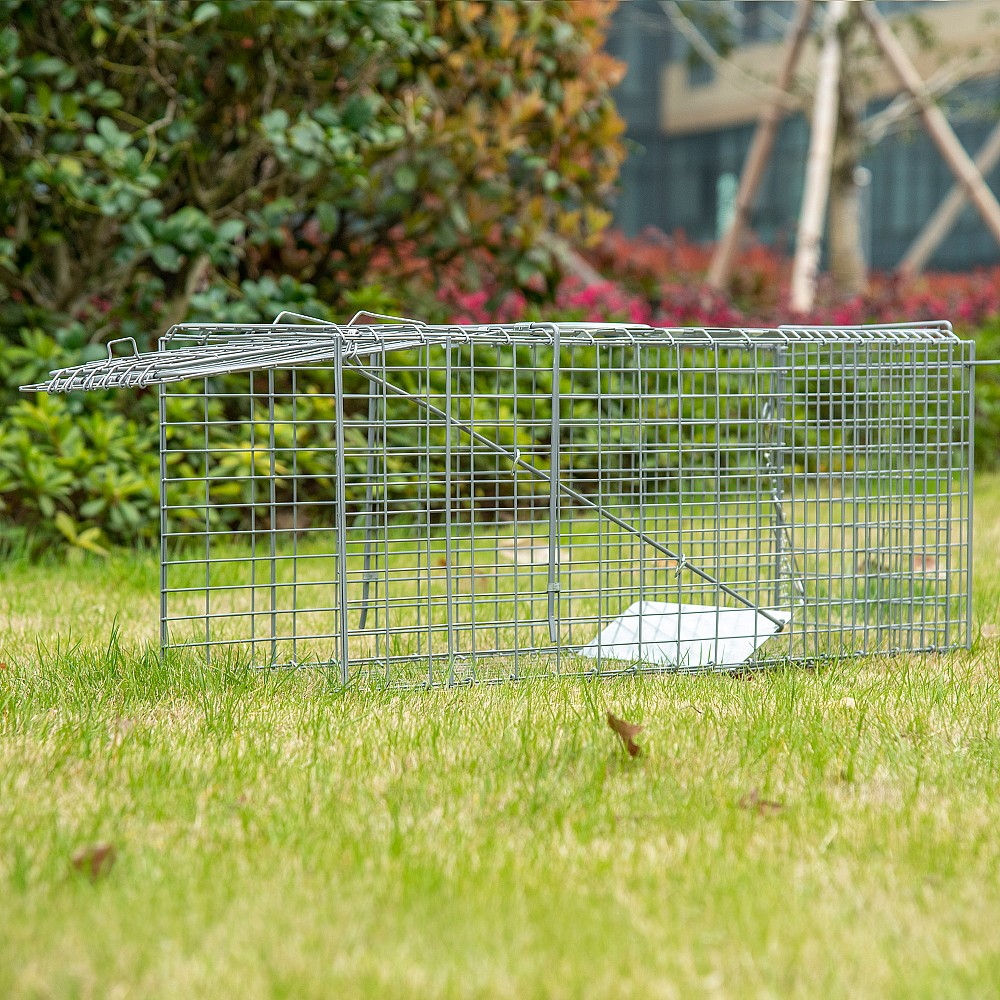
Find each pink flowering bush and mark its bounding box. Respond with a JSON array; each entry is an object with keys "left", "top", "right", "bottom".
[
  {"left": 442, "top": 278, "right": 653, "bottom": 327},
  {"left": 427, "top": 228, "right": 1000, "bottom": 472},
  {"left": 434, "top": 228, "right": 1000, "bottom": 332}
]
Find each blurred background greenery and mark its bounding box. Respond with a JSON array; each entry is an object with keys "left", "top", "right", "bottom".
[
  {"left": 0, "top": 0, "right": 626, "bottom": 554},
  {"left": 0, "top": 0, "right": 997, "bottom": 557}
]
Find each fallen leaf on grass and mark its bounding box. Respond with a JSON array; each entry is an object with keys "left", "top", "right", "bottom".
[
  {"left": 738, "top": 789, "right": 783, "bottom": 816},
  {"left": 0, "top": 661, "right": 7, "bottom": 672},
  {"left": 607, "top": 711, "right": 643, "bottom": 757},
  {"left": 71, "top": 842, "right": 117, "bottom": 881}
]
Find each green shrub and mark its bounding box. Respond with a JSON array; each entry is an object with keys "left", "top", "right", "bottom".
[
  {"left": 6, "top": 330, "right": 983, "bottom": 559},
  {"left": 0, "top": 0, "right": 629, "bottom": 554},
  {"left": 0, "top": 0, "right": 624, "bottom": 341}
]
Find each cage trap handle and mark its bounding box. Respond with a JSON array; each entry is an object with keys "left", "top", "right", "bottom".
[
  {"left": 347, "top": 310, "right": 427, "bottom": 327},
  {"left": 106, "top": 337, "right": 139, "bottom": 360}
]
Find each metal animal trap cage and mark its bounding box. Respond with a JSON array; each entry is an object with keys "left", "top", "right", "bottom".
[{"left": 24, "top": 315, "right": 974, "bottom": 684}]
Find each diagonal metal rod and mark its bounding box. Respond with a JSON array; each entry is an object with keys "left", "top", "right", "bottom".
[{"left": 345, "top": 360, "right": 786, "bottom": 628}]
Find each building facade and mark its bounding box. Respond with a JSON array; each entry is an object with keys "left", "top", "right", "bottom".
[{"left": 605, "top": 0, "right": 1000, "bottom": 271}]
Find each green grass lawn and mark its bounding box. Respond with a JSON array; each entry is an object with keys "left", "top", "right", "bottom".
[{"left": 3, "top": 478, "right": 1000, "bottom": 998}]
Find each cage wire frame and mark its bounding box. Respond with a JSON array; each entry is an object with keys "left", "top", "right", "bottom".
[{"left": 24, "top": 315, "right": 975, "bottom": 686}]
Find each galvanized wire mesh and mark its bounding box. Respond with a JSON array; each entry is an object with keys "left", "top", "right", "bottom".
[{"left": 27, "top": 318, "right": 974, "bottom": 683}]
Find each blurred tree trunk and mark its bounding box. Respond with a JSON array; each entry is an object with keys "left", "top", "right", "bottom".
[
  {"left": 790, "top": 0, "right": 845, "bottom": 312},
  {"left": 828, "top": 3, "right": 867, "bottom": 300},
  {"left": 705, "top": 0, "right": 814, "bottom": 293}
]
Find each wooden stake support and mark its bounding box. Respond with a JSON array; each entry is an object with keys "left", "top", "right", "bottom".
[
  {"left": 860, "top": 3, "right": 1000, "bottom": 251},
  {"left": 706, "top": 0, "right": 815, "bottom": 293},
  {"left": 790, "top": 0, "right": 846, "bottom": 313},
  {"left": 899, "top": 120, "right": 1000, "bottom": 279},
  {"left": 704, "top": 0, "right": 1000, "bottom": 303}
]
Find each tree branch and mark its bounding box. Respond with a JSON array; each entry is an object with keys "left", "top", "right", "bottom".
[
  {"left": 164, "top": 253, "right": 212, "bottom": 329},
  {"left": 660, "top": 0, "right": 804, "bottom": 111},
  {"left": 862, "top": 50, "right": 996, "bottom": 145}
]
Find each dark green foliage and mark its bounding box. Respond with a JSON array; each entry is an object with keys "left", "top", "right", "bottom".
[
  {"left": 0, "top": 0, "right": 627, "bottom": 552},
  {"left": 0, "top": 0, "right": 624, "bottom": 339},
  {"left": 0, "top": 328, "right": 157, "bottom": 555}
]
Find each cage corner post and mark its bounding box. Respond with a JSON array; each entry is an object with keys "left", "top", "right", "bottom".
[
  {"left": 158, "top": 379, "right": 168, "bottom": 663},
  {"left": 965, "top": 338, "right": 976, "bottom": 650},
  {"left": 444, "top": 338, "right": 456, "bottom": 683},
  {"left": 547, "top": 324, "right": 562, "bottom": 663},
  {"left": 267, "top": 368, "right": 278, "bottom": 666},
  {"left": 333, "top": 338, "right": 351, "bottom": 684}
]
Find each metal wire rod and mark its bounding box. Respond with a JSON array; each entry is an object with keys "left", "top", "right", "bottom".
[{"left": 344, "top": 358, "right": 788, "bottom": 628}]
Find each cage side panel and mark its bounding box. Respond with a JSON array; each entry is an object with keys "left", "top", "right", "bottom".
[
  {"left": 158, "top": 341, "right": 800, "bottom": 677},
  {"left": 161, "top": 368, "right": 348, "bottom": 668},
  {"left": 775, "top": 340, "right": 971, "bottom": 663},
  {"left": 552, "top": 340, "right": 789, "bottom": 671}
]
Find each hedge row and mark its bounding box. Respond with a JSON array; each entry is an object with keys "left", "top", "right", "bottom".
[{"left": 3, "top": 322, "right": 992, "bottom": 558}]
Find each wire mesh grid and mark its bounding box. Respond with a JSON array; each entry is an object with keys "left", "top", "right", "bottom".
[{"left": 26, "top": 318, "right": 973, "bottom": 684}]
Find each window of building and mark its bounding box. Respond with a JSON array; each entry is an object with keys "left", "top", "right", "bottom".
[{"left": 688, "top": 54, "right": 715, "bottom": 88}]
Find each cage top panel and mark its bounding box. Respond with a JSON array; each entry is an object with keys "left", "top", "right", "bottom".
[{"left": 21, "top": 319, "right": 960, "bottom": 393}]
